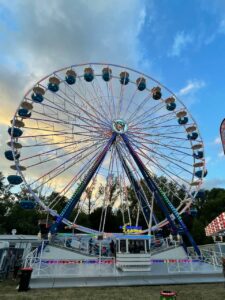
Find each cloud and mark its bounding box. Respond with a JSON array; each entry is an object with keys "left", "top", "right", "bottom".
[
  {"left": 0, "top": 0, "right": 149, "bottom": 181},
  {"left": 169, "top": 31, "right": 193, "bottom": 57},
  {"left": 176, "top": 79, "right": 206, "bottom": 106},
  {"left": 0, "top": 0, "right": 149, "bottom": 128},
  {"left": 214, "top": 136, "right": 221, "bottom": 145},
  {"left": 202, "top": 178, "right": 225, "bottom": 190},
  {"left": 178, "top": 80, "right": 205, "bottom": 96},
  {"left": 219, "top": 18, "right": 225, "bottom": 33},
  {"left": 218, "top": 151, "right": 225, "bottom": 158}
]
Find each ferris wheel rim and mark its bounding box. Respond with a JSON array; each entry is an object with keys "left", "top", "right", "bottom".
[{"left": 8, "top": 62, "right": 206, "bottom": 234}]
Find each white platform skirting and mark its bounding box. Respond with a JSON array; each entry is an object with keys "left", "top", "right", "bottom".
[{"left": 29, "top": 260, "right": 223, "bottom": 288}]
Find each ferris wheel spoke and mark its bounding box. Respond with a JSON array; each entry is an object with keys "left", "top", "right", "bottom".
[
  {"left": 129, "top": 101, "right": 166, "bottom": 128},
  {"left": 28, "top": 116, "right": 105, "bottom": 132},
  {"left": 25, "top": 147, "right": 87, "bottom": 169},
  {"left": 25, "top": 138, "right": 104, "bottom": 169},
  {"left": 130, "top": 138, "right": 193, "bottom": 175},
  {"left": 49, "top": 153, "right": 101, "bottom": 210},
  {"left": 129, "top": 136, "right": 192, "bottom": 157},
  {"left": 21, "top": 135, "right": 107, "bottom": 148},
  {"left": 30, "top": 140, "right": 106, "bottom": 189},
  {"left": 127, "top": 93, "right": 153, "bottom": 124},
  {"left": 89, "top": 79, "right": 112, "bottom": 121},
  {"left": 30, "top": 96, "right": 105, "bottom": 130},
  {"left": 132, "top": 109, "right": 176, "bottom": 129},
  {"left": 18, "top": 129, "right": 105, "bottom": 141},
  {"left": 129, "top": 131, "right": 191, "bottom": 143},
  {"left": 133, "top": 146, "right": 192, "bottom": 186},
  {"left": 123, "top": 85, "right": 142, "bottom": 121},
  {"left": 114, "top": 150, "right": 132, "bottom": 226},
  {"left": 117, "top": 145, "right": 153, "bottom": 226},
  {"left": 117, "top": 77, "right": 127, "bottom": 119},
  {"left": 34, "top": 85, "right": 109, "bottom": 130},
  {"left": 107, "top": 78, "right": 117, "bottom": 119},
  {"left": 131, "top": 124, "right": 188, "bottom": 133},
  {"left": 31, "top": 109, "right": 109, "bottom": 141},
  {"left": 129, "top": 137, "right": 193, "bottom": 172},
  {"left": 20, "top": 141, "right": 81, "bottom": 162},
  {"left": 51, "top": 76, "right": 111, "bottom": 127},
  {"left": 23, "top": 125, "right": 105, "bottom": 138},
  {"left": 104, "top": 81, "right": 114, "bottom": 121},
  {"left": 20, "top": 136, "right": 106, "bottom": 162},
  {"left": 65, "top": 73, "right": 109, "bottom": 123}
]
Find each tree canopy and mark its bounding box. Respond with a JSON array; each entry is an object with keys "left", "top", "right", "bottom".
[{"left": 1, "top": 170, "right": 225, "bottom": 246}]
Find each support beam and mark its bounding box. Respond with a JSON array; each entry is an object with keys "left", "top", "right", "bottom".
[
  {"left": 116, "top": 147, "right": 156, "bottom": 226},
  {"left": 121, "top": 134, "right": 201, "bottom": 256}
]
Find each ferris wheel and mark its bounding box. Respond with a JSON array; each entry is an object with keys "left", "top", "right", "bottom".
[{"left": 5, "top": 63, "right": 206, "bottom": 247}]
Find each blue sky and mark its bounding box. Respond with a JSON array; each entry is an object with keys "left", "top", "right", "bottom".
[{"left": 0, "top": 0, "right": 225, "bottom": 190}]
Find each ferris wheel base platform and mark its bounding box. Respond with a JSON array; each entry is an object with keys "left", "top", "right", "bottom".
[
  {"left": 29, "top": 245, "right": 224, "bottom": 289},
  {"left": 29, "top": 266, "right": 224, "bottom": 289}
]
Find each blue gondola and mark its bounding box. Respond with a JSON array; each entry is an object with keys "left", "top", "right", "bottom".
[
  {"left": 65, "top": 70, "right": 76, "bottom": 85},
  {"left": 136, "top": 77, "right": 146, "bottom": 91},
  {"left": 166, "top": 102, "right": 176, "bottom": 111},
  {"left": 7, "top": 175, "right": 23, "bottom": 185},
  {"left": 120, "top": 71, "right": 129, "bottom": 85},
  {"left": 193, "top": 151, "right": 204, "bottom": 159},
  {"left": 32, "top": 93, "right": 44, "bottom": 103},
  {"left": 151, "top": 86, "right": 162, "bottom": 100},
  {"left": 178, "top": 117, "right": 188, "bottom": 125},
  {"left": 48, "top": 77, "right": 60, "bottom": 92},
  {"left": 84, "top": 68, "right": 94, "bottom": 82},
  {"left": 8, "top": 127, "right": 23, "bottom": 137},
  {"left": 187, "top": 132, "right": 198, "bottom": 140},
  {"left": 18, "top": 108, "right": 32, "bottom": 118},
  {"left": 4, "top": 150, "right": 20, "bottom": 161},
  {"left": 195, "top": 169, "right": 207, "bottom": 178},
  {"left": 102, "top": 67, "right": 112, "bottom": 82},
  {"left": 48, "top": 83, "right": 59, "bottom": 92},
  {"left": 20, "top": 199, "right": 36, "bottom": 209}
]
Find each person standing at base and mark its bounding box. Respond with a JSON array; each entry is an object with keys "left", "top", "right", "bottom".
[{"left": 110, "top": 240, "right": 115, "bottom": 257}]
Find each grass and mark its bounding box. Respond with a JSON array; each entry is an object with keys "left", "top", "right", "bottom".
[{"left": 0, "top": 280, "right": 225, "bottom": 300}]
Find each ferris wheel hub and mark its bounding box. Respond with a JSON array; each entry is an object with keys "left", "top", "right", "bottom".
[{"left": 112, "top": 119, "right": 128, "bottom": 134}]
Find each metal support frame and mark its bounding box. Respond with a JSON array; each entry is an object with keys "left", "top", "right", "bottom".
[
  {"left": 50, "top": 133, "right": 116, "bottom": 233},
  {"left": 121, "top": 133, "right": 201, "bottom": 256},
  {"left": 116, "top": 146, "right": 156, "bottom": 226},
  {"left": 50, "top": 130, "right": 200, "bottom": 256}
]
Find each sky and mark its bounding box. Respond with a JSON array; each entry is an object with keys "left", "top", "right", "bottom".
[{"left": 0, "top": 0, "right": 225, "bottom": 190}]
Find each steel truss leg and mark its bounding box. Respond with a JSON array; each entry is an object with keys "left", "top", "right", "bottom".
[
  {"left": 121, "top": 134, "right": 201, "bottom": 256},
  {"left": 116, "top": 146, "right": 157, "bottom": 227}
]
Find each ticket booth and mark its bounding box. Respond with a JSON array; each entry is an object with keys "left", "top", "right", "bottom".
[{"left": 115, "top": 235, "right": 151, "bottom": 272}]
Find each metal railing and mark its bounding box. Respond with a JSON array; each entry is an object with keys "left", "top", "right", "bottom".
[{"left": 187, "top": 244, "right": 224, "bottom": 267}]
